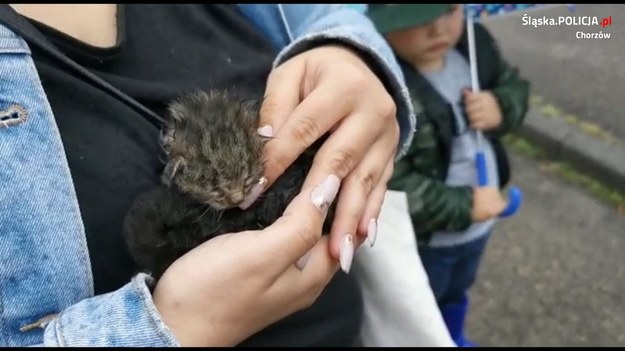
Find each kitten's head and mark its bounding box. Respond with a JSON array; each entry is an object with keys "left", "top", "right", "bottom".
[{"left": 161, "top": 90, "right": 267, "bottom": 210}]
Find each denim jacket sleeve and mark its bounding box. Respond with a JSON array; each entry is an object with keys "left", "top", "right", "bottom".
[
  {"left": 42, "top": 274, "right": 179, "bottom": 347},
  {"left": 1, "top": 5, "right": 414, "bottom": 347},
  {"left": 0, "top": 22, "right": 180, "bottom": 347},
  {"left": 236, "top": 4, "right": 416, "bottom": 157}
]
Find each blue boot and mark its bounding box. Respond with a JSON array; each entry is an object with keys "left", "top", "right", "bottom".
[{"left": 440, "top": 294, "right": 477, "bottom": 347}]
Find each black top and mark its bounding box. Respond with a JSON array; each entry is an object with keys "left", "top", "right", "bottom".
[{"left": 22, "top": 4, "right": 362, "bottom": 346}]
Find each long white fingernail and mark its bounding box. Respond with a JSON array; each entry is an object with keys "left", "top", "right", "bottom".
[
  {"left": 295, "top": 249, "right": 312, "bottom": 270},
  {"left": 310, "top": 174, "right": 340, "bottom": 212},
  {"left": 367, "top": 218, "right": 378, "bottom": 247},
  {"left": 257, "top": 125, "right": 274, "bottom": 138},
  {"left": 239, "top": 177, "right": 268, "bottom": 210},
  {"left": 340, "top": 234, "right": 354, "bottom": 274}
]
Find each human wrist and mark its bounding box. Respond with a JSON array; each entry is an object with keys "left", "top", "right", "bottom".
[{"left": 151, "top": 276, "right": 231, "bottom": 347}]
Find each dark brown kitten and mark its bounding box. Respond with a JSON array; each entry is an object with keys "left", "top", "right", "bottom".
[
  {"left": 161, "top": 90, "right": 266, "bottom": 210},
  {"left": 123, "top": 90, "right": 335, "bottom": 279}
]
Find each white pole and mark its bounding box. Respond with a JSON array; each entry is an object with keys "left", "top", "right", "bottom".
[{"left": 466, "top": 7, "right": 485, "bottom": 156}]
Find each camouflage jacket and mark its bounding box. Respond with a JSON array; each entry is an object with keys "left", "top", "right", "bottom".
[{"left": 388, "top": 22, "right": 530, "bottom": 246}]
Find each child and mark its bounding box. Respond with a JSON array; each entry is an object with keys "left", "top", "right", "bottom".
[{"left": 367, "top": 4, "right": 530, "bottom": 347}]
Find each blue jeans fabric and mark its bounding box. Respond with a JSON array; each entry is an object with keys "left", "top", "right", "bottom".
[{"left": 418, "top": 232, "right": 491, "bottom": 307}]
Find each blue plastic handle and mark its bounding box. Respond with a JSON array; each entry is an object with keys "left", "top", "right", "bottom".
[
  {"left": 476, "top": 152, "right": 489, "bottom": 187},
  {"left": 475, "top": 151, "right": 523, "bottom": 218},
  {"left": 499, "top": 186, "right": 523, "bottom": 218}
]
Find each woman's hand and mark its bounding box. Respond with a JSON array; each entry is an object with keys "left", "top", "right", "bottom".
[
  {"left": 153, "top": 174, "right": 341, "bottom": 347},
  {"left": 247, "top": 45, "right": 400, "bottom": 270}
]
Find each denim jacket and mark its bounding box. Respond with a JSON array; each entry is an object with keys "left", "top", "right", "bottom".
[{"left": 0, "top": 4, "right": 415, "bottom": 347}]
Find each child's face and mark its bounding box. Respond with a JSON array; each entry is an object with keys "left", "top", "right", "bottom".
[{"left": 385, "top": 5, "right": 464, "bottom": 68}]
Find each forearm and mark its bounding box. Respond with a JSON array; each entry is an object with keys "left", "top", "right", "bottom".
[
  {"left": 43, "top": 274, "right": 179, "bottom": 347},
  {"left": 389, "top": 171, "right": 474, "bottom": 234},
  {"left": 488, "top": 61, "right": 531, "bottom": 137}
]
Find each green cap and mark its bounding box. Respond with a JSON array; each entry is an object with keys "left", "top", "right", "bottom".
[{"left": 367, "top": 4, "right": 454, "bottom": 34}]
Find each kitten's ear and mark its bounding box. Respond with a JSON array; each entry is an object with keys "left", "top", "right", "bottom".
[
  {"left": 167, "top": 100, "right": 188, "bottom": 124},
  {"left": 253, "top": 98, "right": 266, "bottom": 121},
  {"left": 248, "top": 99, "right": 273, "bottom": 142},
  {"left": 161, "top": 156, "right": 185, "bottom": 186}
]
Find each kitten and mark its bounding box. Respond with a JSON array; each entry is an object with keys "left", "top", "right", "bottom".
[{"left": 123, "top": 90, "right": 335, "bottom": 279}]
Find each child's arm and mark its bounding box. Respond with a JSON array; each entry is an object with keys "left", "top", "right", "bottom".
[
  {"left": 390, "top": 163, "right": 474, "bottom": 235},
  {"left": 488, "top": 59, "right": 530, "bottom": 136},
  {"left": 483, "top": 25, "right": 531, "bottom": 137},
  {"left": 388, "top": 123, "right": 474, "bottom": 237},
  {"left": 391, "top": 164, "right": 506, "bottom": 241}
]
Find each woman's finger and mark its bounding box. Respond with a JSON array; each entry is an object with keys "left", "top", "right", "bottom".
[
  {"left": 320, "top": 119, "right": 398, "bottom": 271},
  {"left": 243, "top": 82, "right": 355, "bottom": 210},
  {"left": 259, "top": 173, "right": 340, "bottom": 273},
  {"left": 258, "top": 59, "right": 305, "bottom": 137},
  {"left": 357, "top": 156, "right": 395, "bottom": 248}
]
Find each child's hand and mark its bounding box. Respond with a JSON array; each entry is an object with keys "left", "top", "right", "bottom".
[
  {"left": 471, "top": 186, "right": 507, "bottom": 222},
  {"left": 463, "top": 89, "right": 503, "bottom": 131}
]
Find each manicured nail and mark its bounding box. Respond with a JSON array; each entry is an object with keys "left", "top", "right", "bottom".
[
  {"left": 340, "top": 234, "right": 354, "bottom": 274},
  {"left": 257, "top": 125, "right": 274, "bottom": 138},
  {"left": 238, "top": 177, "right": 268, "bottom": 210},
  {"left": 310, "top": 174, "right": 340, "bottom": 212},
  {"left": 295, "top": 249, "right": 312, "bottom": 270},
  {"left": 367, "top": 218, "right": 378, "bottom": 247}
]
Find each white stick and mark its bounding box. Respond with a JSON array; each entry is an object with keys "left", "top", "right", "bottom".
[{"left": 466, "top": 8, "right": 484, "bottom": 149}]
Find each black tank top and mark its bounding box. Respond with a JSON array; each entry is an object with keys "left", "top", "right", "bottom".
[{"left": 19, "top": 4, "right": 362, "bottom": 346}]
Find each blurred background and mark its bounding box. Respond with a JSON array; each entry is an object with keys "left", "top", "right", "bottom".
[{"left": 349, "top": 3, "right": 625, "bottom": 347}]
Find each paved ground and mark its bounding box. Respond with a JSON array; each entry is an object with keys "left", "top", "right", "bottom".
[
  {"left": 467, "top": 151, "right": 625, "bottom": 347},
  {"left": 482, "top": 4, "right": 625, "bottom": 138},
  {"left": 472, "top": 7, "right": 625, "bottom": 345}
]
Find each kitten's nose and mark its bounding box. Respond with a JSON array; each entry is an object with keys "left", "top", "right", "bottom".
[{"left": 230, "top": 190, "right": 245, "bottom": 204}]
